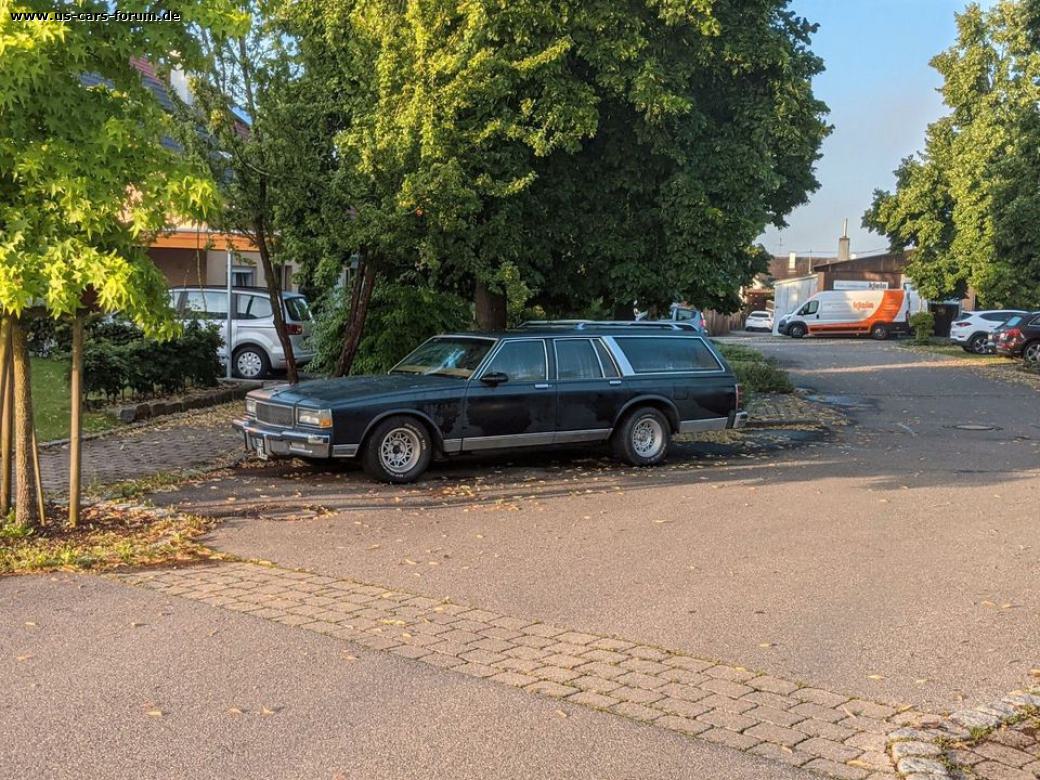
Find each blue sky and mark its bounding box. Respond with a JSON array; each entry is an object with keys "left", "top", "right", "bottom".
[{"left": 759, "top": 0, "right": 987, "bottom": 258}]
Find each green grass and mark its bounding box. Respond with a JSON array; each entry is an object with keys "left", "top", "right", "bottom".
[
  {"left": 30, "top": 357, "right": 122, "bottom": 442},
  {"left": 714, "top": 342, "right": 794, "bottom": 395}
]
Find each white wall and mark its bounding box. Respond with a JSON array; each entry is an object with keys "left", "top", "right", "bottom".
[{"left": 772, "top": 277, "right": 819, "bottom": 334}]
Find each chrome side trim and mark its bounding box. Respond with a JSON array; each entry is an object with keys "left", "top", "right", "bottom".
[
  {"left": 332, "top": 444, "right": 358, "bottom": 457},
  {"left": 461, "top": 431, "right": 555, "bottom": 451},
  {"left": 678, "top": 417, "right": 729, "bottom": 433},
  {"left": 554, "top": 428, "right": 611, "bottom": 444},
  {"left": 441, "top": 438, "right": 463, "bottom": 454}
]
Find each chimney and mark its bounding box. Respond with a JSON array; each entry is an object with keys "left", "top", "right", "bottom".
[{"left": 838, "top": 219, "right": 851, "bottom": 262}]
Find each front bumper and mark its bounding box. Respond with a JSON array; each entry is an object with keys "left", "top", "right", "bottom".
[
  {"left": 729, "top": 411, "right": 749, "bottom": 429},
  {"left": 233, "top": 417, "right": 333, "bottom": 459}
]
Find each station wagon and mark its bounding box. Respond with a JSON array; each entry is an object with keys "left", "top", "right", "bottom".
[{"left": 233, "top": 327, "right": 747, "bottom": 482}]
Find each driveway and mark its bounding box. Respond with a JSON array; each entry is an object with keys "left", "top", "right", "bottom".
[{"left": 5, "top": 337, "right": 1038, "bottom": 779}]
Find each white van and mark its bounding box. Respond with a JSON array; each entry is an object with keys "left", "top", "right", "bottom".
[{"left": 779, "top": 289, "right": 911, "bottom": 340}]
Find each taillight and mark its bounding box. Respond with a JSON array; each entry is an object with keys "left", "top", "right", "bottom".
[
  {"left": 1006, "top": 327, "right": 1022, "bottom": 341},
  {"left": 285, "top": 323, "right": 303, "bottom": 335},
  {"left": 735, "top": 383, "right": 743, "bottom": 410},
  {"left": 953, "top": 321, "right": 970, "bottom": 327}
]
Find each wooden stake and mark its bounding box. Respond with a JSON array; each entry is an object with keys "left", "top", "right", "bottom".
[
  {"left": 68, "top": 314, "right": 83, "bottom": 528},
  {"left": 0, "top": 317, "right": 11, "bottom": 516}
]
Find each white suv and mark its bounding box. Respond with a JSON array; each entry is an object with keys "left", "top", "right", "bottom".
[
  {"left": 949, "top": 309, "right": 1028, "bottom": 354},
  {"left": 170, "top": 286, "right": 315, "bottom": 378}
]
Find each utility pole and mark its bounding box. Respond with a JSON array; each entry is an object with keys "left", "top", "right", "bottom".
[{"left": 226, "top": 247, "right": 233, "bottom": 380}]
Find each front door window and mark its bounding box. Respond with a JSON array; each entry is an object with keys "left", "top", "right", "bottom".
[{"left": 483, "top": 341, "right": 546, "bottom": 383}]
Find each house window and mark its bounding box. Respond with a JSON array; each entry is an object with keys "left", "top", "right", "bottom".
[{"left": 231, "top": 266, "right": 255, "bottom": 287}]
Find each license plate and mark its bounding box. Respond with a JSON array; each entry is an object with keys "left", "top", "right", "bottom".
[{"left": 254, "top": 436, "right": 268, "bottom": 460}]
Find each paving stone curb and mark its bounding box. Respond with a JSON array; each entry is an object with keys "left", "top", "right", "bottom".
[
  {"left": 111, "top": 558, "right": 931, "bottom": 779},
  {"left": 886, "top": 688, "right": 1040, "bottom": 779}
]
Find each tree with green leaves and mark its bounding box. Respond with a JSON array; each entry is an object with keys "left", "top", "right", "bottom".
[
  {"left": 864, "top": 1, "right": 1040, "bottom": 307},
  {"left": 188, "top": 1, "right": 308, "bottom": 382},
  {"left": 287, "top": 0, "right": 828, "bottom": 340},
  {"left": 0, "top": 0, "right": 244, "bottom": 526}
]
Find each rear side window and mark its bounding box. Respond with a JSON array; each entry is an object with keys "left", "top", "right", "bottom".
[
  {"left": 555, "top": 339, "right": 602, "bottom": 380},
  {"left": 982, "top": 312, "right": 1011, "bottom": 322},
  {"left": 233, "top": 294, "right": 272, "bottom": 320},
  {"left": 614, "top": 337, "right": 721, "bottom": 373},
  {"left": 593, "top": 340, "right": 620, "bottom": 377},
  {"left": 285, "top": 296, "right": 312, "bottom": 321}
]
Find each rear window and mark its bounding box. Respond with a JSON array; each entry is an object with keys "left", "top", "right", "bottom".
[
  {"left": 1004, "top": 315, "right": 1024, "bottom": 327},
  {"left": 749, "top": 311, "right": 769, "bottom": 318},
  {"left": 555, "top": 339, "right": 602, "bottom": 380},
  {"left": 614, "top": 337, "right": 721, "bottom": 373},
  {"left": 285, "top": 296, "right": 312, "bottom": 321}
]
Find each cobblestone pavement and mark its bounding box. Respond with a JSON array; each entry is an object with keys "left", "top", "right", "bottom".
[
  {"left": 116, "top": 560, "right": 928, "bottom": 780},
  {"left": 39, "top": 403, "right": 242, "bottom": 495},
  {"left": 885, "top": 691, "right": 1040, "bottom": 779}
]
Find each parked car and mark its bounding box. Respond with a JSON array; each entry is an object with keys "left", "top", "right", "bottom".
[
  {"left": 993, "top": 311, "right": 1040, "bottom": 362},
  {"left": 233, "top": 326, "right": 747, "bottom": 483},
  {"left": 519, "top": 320, "right": 702, "bottom": 332},
  {"left": 635, "top": 304, "right": 707, "bottom": 333},
  {"left": 744, "top": 311, "right": 774, "bottom": 332},
  {"left": 780, "top": 289, "right": 911, "bottom": 340},
  {"left": 948, "top": 309, "right": 1028, "bottom": 354},
  {"left": 169, "top": 286, "right": 315, "bottom": 379}
]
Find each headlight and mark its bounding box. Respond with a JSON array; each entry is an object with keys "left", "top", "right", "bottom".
[
  {"left": 245, "top": 398, "right": 257, "bottom": 417},
  {"left": 296, "top": 408, "right": 332, "bottom": 428}
]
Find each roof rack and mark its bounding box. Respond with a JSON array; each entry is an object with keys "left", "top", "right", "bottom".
[{"left": 518, "top": 320, "right": 702, "bottom": 332}]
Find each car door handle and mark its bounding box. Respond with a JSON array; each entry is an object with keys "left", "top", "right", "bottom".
[{"left": 534, "top": 383, "right": 551, "bottom": 389}]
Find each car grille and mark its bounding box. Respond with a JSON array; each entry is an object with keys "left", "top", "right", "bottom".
[{"left": 257, "top": 402, "right": 294, "bottom": 427}]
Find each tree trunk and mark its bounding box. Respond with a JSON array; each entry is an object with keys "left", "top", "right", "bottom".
[
  {"left": 254, "top": 216, "right": 299, "bottom": 384},
  {"left": 0, "top": 317, "right": 12, "bottom": 516},
  {"left": 334, "top": 255, "right": 376, "bottom": 377},
  {"left": 11, "top": 319, "right": 42, "bottom": 528},
  {"left": 475, "top": 280, "right": 507, "bottom": 330},
  {"left": 68, "top": 314, "right": 83, "bottom": 528}
]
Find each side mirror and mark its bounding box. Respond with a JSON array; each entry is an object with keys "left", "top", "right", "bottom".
[{"left": 480, "top": 371, "right": 509, "bottom": 387}]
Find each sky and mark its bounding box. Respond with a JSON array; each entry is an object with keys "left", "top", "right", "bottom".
[{"left": 758, "top": 0, "right": 988, "bottom": 259}]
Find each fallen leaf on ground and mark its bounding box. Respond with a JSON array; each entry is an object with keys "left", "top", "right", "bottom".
[{"left": 146, "top": 709, "right": 164, "bottom": 718}]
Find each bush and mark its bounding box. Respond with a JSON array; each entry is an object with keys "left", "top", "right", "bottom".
[
  {"left": 310, "top": 281, "right": 472, "bottom": 375},
  {"left": 81, "top": 319, "right": 221, "bottom": 400},
  {"left": 27, "top": 317, "right": 71, "bottom": 357},
  {"left": 909, "top": 311, "right": 935, "bottom": 344},
  {"left": 729, "top": 359, "right": 794, "bottom": 394}
]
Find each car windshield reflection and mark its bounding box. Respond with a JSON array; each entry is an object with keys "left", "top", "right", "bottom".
[{"left": 389, "top": 337, "right": 494, "bottom": 379}]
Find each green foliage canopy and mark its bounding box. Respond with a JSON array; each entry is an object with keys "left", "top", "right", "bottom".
[
  {"left": 0, "top": 0, "right": 247, "bottom": 334},
  {"left": 287, "top": 0, "right": 828, "bottom": 314},
  {"left": 864, "top": 1, "right": 1040, "bottom": 307}
]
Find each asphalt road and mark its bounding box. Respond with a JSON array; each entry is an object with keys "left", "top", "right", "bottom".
[
  {"left": 146, "top": 338, "right": 1038, "bottom": 713},
  {"left": 0, "top": 575, "right": 808, "bottom": 780}
]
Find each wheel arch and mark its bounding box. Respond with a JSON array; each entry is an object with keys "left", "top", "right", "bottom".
[
  {"left": 358, "top": 410, "right": 445, "bottom": 454},
  {"left": 612, "top": 395, "right": 680, "bottom": 434}
]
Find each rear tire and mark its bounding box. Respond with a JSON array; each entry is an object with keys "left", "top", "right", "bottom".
[
  {"left": 612, "top": 407, "right": 671, "bottom": 467},
  {"left": 1023, "top": 340, "right": 1040, "bottom": 364},
  {"left": 361, "top": 416, "right": 432, "bottom": 483},
  {"left": 788, "top": 322, "right": 807, "bottom": 339},
  {"left": 968, "top": 332, "right": 988, "bottom": 354},
  {"left": 870, "top": 323, "right": 889, "bottom": 341},
  {"left": 233, "top": 346, "right": 270, "bottom": 379}
]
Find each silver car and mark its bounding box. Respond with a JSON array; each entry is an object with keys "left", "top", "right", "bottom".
[{"left": 169, "top": 286, "right": 315, "bottom": 379}]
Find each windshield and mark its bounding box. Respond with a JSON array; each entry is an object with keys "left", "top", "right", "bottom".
[
  {"left": 390, "top": 337, "right": 494, "bottom": 379},
  {"left": 1003, "top": 315, "right": 1023, "bottom": 327},
  {"left": 285, "top": 296, "right": 312, "bottom": 322}
]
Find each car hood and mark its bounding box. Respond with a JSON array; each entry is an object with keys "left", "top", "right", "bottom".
[{"left": 265, "top": 374, "right": 464, "bottom": 407}]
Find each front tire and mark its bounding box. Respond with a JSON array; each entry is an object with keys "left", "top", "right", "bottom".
[
  {"left": 788, "top": 322, "right": 807, "bottom": 339},
  {"left": 870, "top": 323, "right": 889, "bottom": 341},
  {"left": 613, "top": 407, "right": 670, "bottom": 467},
  {"left": 361, "top": 416, "right": 432, "bottom": 483},
  {"left": 233, "top": 346, "right": 270, "bottom": 379}
]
